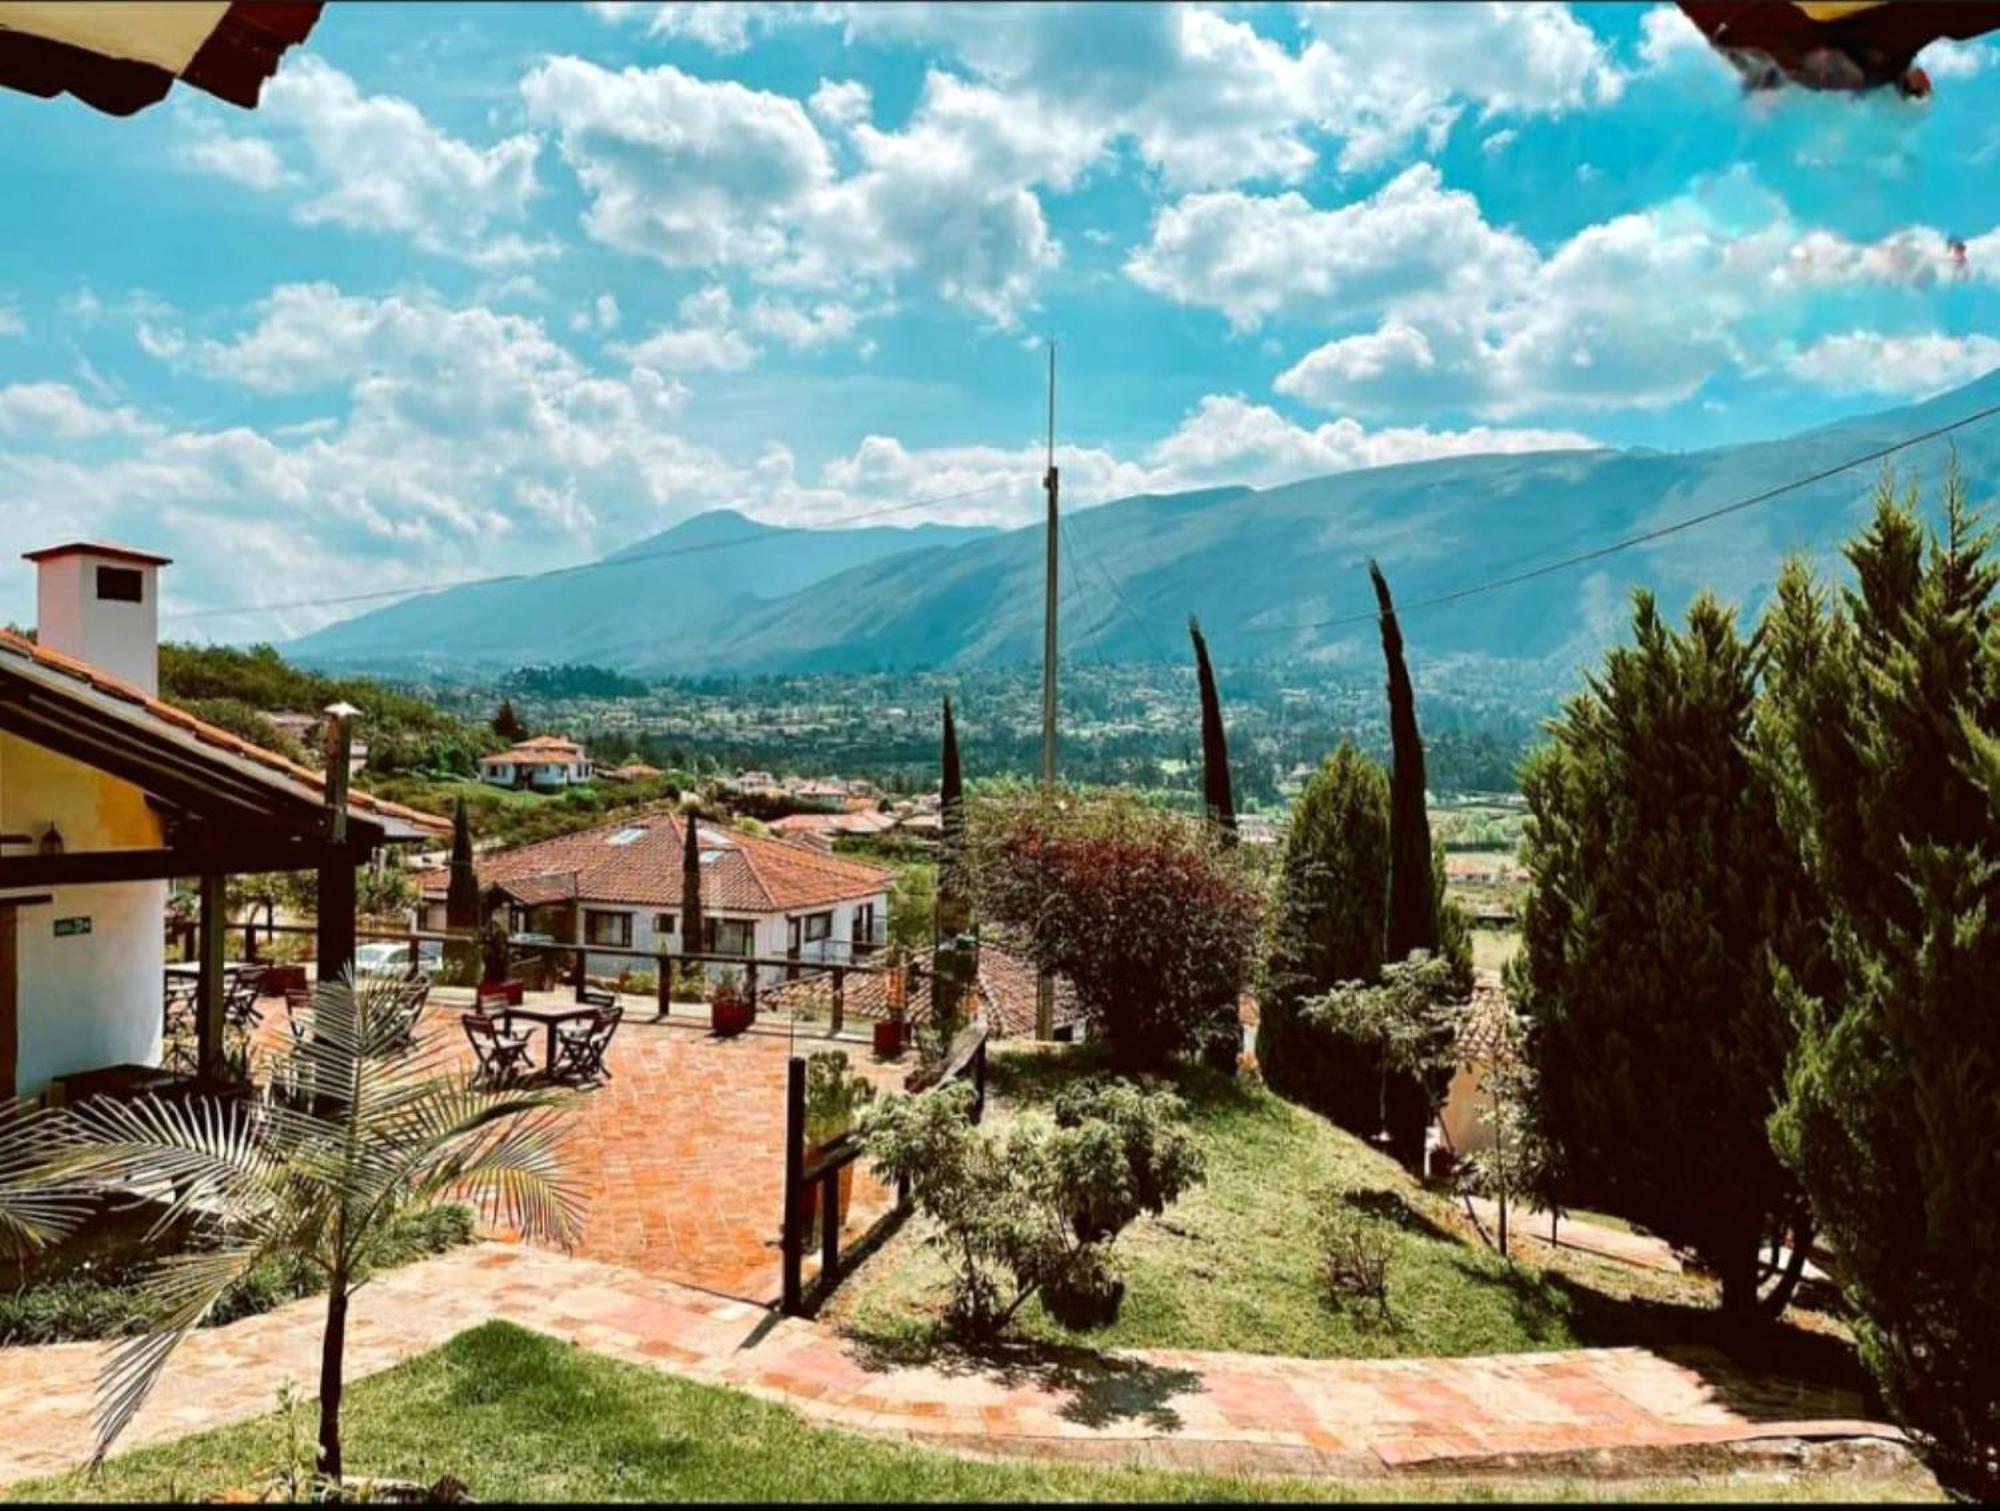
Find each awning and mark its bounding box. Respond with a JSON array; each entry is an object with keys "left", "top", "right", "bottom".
[{"left": 0, "top": 1, "right": 322, "bottom": 117}]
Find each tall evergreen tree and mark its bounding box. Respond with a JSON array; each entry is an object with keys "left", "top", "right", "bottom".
[
  {"left": 445, "top": 798, "right": 479, "bottom": 932},
  {"left": 1189, "top": 616, "right": 1238, "bottom": 846},
  {"left": 491, "top": 699, "right": 526, "bottom": 743},
  {"left": 1513, "top": 590, "right": 1808, "bottom": 1317},
  {"left": 1257, "top": 744, "right": 1391, "bottom": 1129},
  {"left": 1762, "top": 471, "right": 2000, "bottom": 1490},
  {"left": 1369, "top": 561, "right": 1438, "bottom": 962},
  {"left": 680, "top": 805, "right": 706, "bottom": 961},
  {"left": 937, "top": 696, "right": 972, "bottom": 938}
]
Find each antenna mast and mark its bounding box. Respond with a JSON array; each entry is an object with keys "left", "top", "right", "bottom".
[{"left": 1037, "top": 342, "right": 1059, "bottom": 1038}]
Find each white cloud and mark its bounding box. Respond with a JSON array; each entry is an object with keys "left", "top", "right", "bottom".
[
  {"left": 571, "top": 292, "right": 621, "bottom": 333},
  {"left": 179, "top": 59, "right": 548, "bottom": 266},
  {"left": 586, "top": 1, "right": 832, "bottom": 52},
  {"left": 1916, "top": 37, "right": 1995, "bottom": 80},
  {"left": 1636, "top": 4, "right": 1716, "bottom": 73},
  {"left": 1126, "top": 163, "right": 1536, "bottom": 333},
  {"left": 523, "top": 58, "right": 1082, "bottom": 325},
  {"left": 1480, "top": 127, "right": 1517, "bottom": 156},
  {"left": 1783, "top": 332, "right": 2000, "bottom": 397},
  {"left": 808, "top": 77, "right": 872, "bottom": 129},
  {"left": 613, "top": 284, "right": 865, "bottom": 371},
  {"left": 0, "top": 383, "right": 158, "bottom": 441}
]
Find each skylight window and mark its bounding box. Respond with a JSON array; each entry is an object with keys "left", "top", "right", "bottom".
[
  {"left": 607, "top": 827, "right": 647, "bottom": 846},
  {"left": 700, "top": 849, "right": 727, "bottom": 864}
]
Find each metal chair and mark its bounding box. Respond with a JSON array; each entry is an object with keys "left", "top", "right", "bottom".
[
  {"left": 553, "top": 1007, "right": 621, "bottom": 1087},
  {"left": 464, "top": 1012, "right": 533, "bottom": 1088},
  {"left": 162, "top": 978, "right": 200, "bottom": 1075}
]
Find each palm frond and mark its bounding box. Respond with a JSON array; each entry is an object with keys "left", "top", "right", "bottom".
[
  {"left": 53, "top": 1094, "right": 284, "bottom": 1240},
  {"left": 404, "top": 1105, "right": 585, "bottom": 1248},
  {"left": 0, "top": 1099, "right": 89, "bottom": 1259}
]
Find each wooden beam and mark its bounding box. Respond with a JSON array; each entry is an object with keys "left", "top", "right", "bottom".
[
  {"left": 197, "top": 874, "right": 226, "bottom": 1081},
  {"left": 317, "top": 858, "right": 357, "bottom": 987},
  {"left": 0, "top": 839, "right": 370, "bottom": 889}
]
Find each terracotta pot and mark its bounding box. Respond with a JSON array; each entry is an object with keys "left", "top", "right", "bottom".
[
  {"left": 478, "top": 979, "right": 524, "bottom": 1006},
  {"left": 872, "top": 1018, "right": 905, "bottom": 1058},
  {"left": 259, "top": 965, "right": 308, "bottom": 995},
  {"left": 712, "top": 997, "right": 754, "bottom": 1036},
  {"left": 801, "top": 1158, "right": 857, "bottom": 1247}
]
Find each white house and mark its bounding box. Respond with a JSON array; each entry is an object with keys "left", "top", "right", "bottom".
[
  {"left": 415, "top": 806, "right": 892, "bottom": 987},
  {"left": 479, "top": 735, "right": 594, "bottom": 791},
  {"left": 0, "top": 542, "right": 445, "bottom": 1101}
]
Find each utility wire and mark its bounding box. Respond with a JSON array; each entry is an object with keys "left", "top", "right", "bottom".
[
  {"left": 1062, "top": 514, "right": 1174, "bottom": 664},
  {"left": 1230, "top": 399, "right": 2000, "bottom": 639},
  {"left": 161, "top": 479, "right": 1016, "bottom": 625}
]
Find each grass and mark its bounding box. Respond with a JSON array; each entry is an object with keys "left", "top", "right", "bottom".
[
  {"left": 9, "top": 1322, "right": 1937, "bottom": 1504},
  {"left": 0, "top": 1206, "right": 476, "bottom": 1346},
  {"left": 827, "top": 1049, "right": 1861, "bottom": 1393}
]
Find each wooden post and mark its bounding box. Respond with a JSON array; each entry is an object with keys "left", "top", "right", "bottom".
[
  {"left": 820, "top": 1165, "right": 840, "bottom": 1284},
  {"left": 573, "top": 945, "right": 587, "bottom": 1005},
  {"left": 656, "top": 954, "right": 671, "bottom": 1018},
  {"left": 316, "top": 858, "right": 356, "bottom": 990},
  {"left": 830, "top": 967, "right": 845, "bottom": 1036},
  {"left": 243, "top": 915, "right": 259, "bottom": 963},
  {"left": 196, "top": 873, "right": 227, "bottom": 1081},
  {"left": 781, "top": 1055, "right": 806, "bottom": 1315},
  {"left": 972, "top": 1034, "right": 987, "bottom": 1122},
  {"left": 746, "top": 964, "right": 759, "bottom": 1019}
]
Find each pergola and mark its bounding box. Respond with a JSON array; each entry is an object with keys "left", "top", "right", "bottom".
[{"left": 0, "top": 629, "right": 444, "bottom": 1080}]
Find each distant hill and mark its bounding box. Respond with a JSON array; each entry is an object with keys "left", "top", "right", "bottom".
[
  {"left": 284, "top": 510, "right": 995, "bottom": 673},
  {"left": 288, "top": 372, "right": 2000, "bottom": 685}
]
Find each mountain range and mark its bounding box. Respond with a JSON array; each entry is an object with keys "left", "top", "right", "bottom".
[{"left": 286, "top": 370, "right": 2000, "bottom": 682}]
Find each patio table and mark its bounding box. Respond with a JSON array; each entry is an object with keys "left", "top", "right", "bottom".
[{"left": 499, "top": 1005, "right": 601, "bottom": 1076}]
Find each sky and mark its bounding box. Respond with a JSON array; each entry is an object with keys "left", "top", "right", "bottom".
[{"left": 0, "top": 0, "right": 1996, "bottom": 641}]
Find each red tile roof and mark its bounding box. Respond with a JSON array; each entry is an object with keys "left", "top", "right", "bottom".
[
  {"left": 417, "top": 805, "right": 892, "bottom": 914},
  {"left": 762, "top": 937, "right": 1083, "bottom": 1041},
  {"left": 0, "top": 627, "right": 448, "bottom": 838},
  {"left": 21, "top": 541, "right": 173, "bottom": 567}
]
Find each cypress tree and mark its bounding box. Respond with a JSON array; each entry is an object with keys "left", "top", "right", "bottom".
[
  {"left": 1763, "top": 470, "right": 2000, "bottom": 1490},
  {"left": 681, "top": 805, "right": 706, "bottom": 962},
  {"left": 1257, "top": 744, "right": 1391, "bottom": 1129},
  {"left": 1190, "top": 615, "right": 1237, "bottom": 845},
  {"left": 1369, "top": 560, "right": 1437, "bottom": 962},
  {"left": 445, "top": 798, "right": 478, "bottom": 931},
  {"left": 1513, "top": 589, "right": 1808, "bottom": 1317},
  {"left": 491, "top": 699, "right": 526, "bottom": 742},
  {"left": 937, "top": 696, "right": 971, "bottom": 938}
]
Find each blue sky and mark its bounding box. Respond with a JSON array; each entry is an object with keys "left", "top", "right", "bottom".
[{"left": 0, "top": 0, "right": 1995, "bottom": 639}]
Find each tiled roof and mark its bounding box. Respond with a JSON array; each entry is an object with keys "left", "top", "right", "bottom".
[
  {"left": 417, "top": 805, "right": 892, "bottom": 915},
  {"left": 762, "top": 937, "right": 1084, "bottom": 1041},
  {"left": 0, "top": 628, "right": 447, "bottom": 838}
]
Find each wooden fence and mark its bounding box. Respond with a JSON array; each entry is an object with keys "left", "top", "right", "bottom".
[{"left": 779, "top": 1019, "right": 989, "bottom": 1315}]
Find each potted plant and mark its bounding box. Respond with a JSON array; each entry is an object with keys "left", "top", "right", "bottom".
[
  {"left": 801, "top": 1051, "right": 875, "bottom": 1246},
  {"left": 873, "top": 950, "right": 907, "bottom": 1058},
  {"left": 477, "top": 915, "right": 522, "bottom": 1006},
  {"left": 710, "top": 969, "right": 754, "bottom": 1036}
]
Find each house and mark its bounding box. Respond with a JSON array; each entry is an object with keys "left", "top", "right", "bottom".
[
  {"left": 414, "top": 806, "right": 892, "bottom": 986},
  {"left": 728, "top": 770, "right": 781, "bottom": 796},
  {"left": 266, "top": 710, "right": 369, "bottom": 777},
  {"left": 768, "top": 810, "right": 897, "bottom": 850},
  {"left": 478, "top": 735, "right": 594, "bottom": 790},
  {"left": 601, "top": 761, "right": 663, "bottom": 783},
  {"left": 0, "top": 542, "right": 445, "bottom": 1100}
]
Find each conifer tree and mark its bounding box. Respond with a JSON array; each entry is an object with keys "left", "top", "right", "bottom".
[
  {"left": 1189, "top": 616, "right": 1238, "bottom": 846},
  {"left": 680, "top": 804, "right": 706, "bottom": 966},
  {"left": 937, "top": 696, "right": 972, "bottom": 938},
  {"left": 1369, "top": 561, "right": 1438, "bottom": 961},
  {"left": 1513, "top": 590, "right": 1808, "bottom": 1316},
  {"left": 1762, "top": 470, "right": 2000, "bottom": 1490},
  {"left": 1257, "top": 744, "right": 1391, "bottom": 1128},
  {"left": 491, "top": 699, "right": 526, "bottom": 743},
  {"left": 445, "top": 797, "right": 478, "bottom": 931}
]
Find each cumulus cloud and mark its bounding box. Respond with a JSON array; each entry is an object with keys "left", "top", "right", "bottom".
[
  {"left": 177, "top": 59, "right": 548, "bottom": 266},
  {"left": 0, "top": 383, "right": 159, "bottom": 441},
  {"left": 1783, "top": 332, "right": 2000, "bottom": 397}
]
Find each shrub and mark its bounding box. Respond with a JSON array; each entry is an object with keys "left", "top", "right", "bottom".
[
  {"left": 969, "top": 786, "right": 1262, "bottom": 1068},
  {"left": 803, "top": 1052, "right": 875, "bottom": 1149},
  {"left": 1315, "top": 1196, "right": 1393, "bottom": 1318},
  {"left": 863, "top": 1078, "right": 1202, "bottom": 1334}
]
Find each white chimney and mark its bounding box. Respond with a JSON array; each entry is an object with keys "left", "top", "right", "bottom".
[{"left": 25, "top": 542, "right": 172, "bottom": 695}]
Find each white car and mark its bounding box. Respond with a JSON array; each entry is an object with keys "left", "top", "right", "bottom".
[{"left": 354, "top": 939, "right": 443, "bottom": 977}]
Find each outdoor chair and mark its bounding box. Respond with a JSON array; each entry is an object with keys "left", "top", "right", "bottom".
[
  {"left": 162, "top": 979, "right": 199, "bottom": 1075},
  {"left": 553, "top": 1006, "right": 621, "bottom": 1087},
  {"left": 384, "top": 978, "right": 432, "bottom": 1052},
  {"left": 577, "top": 982, "right": 617, "bottom": 1010},
  {"left": 464, "top": 1012, "right": 533, "bottom": 1088},
  {"left": 223, "top": 968, "right": 266, "bottom": 1033},
  {"left": 282, "top": 986, "right": 314, "bottom": 1043}
]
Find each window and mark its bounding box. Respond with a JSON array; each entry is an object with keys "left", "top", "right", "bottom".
[
  {"left": 803, "top": 912, "right": 833, "bottom": 943},
  {"left": 855, "top": 903, "right": 877, "bottom": 942},
  {"left": 584, "top": 910, "right": 632, "bottom": 948},
  {"left": 96, "top": 565, "right": 143, "bottom": 603},
  {"left": 706, "top": 918, "right": 754, "bottom": 956},
  {"left": 606, "top": 827, "right": 647, "bottom": 847},
  {"left": 653, "top": 912, "right": 677, "bottom": 937}
]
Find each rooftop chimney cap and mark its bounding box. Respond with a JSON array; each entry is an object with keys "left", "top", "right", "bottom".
[{"left": 22, "top": 541, "right": 173, "bottom": 568}]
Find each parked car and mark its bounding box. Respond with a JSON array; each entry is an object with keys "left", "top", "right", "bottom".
[{"left": 355, "top": 939, "right": 443, "bottom": 977}]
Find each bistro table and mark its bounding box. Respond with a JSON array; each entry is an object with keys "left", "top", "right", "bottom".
[{"left": 497, "top": 1004, "right": 600, "bottom": 1077}]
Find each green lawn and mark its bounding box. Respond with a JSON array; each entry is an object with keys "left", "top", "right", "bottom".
[
  {"left": 828, "top": 1049, "right": 1859, "bottom": 1390},
  {"left": 11, "top": 1323, "right": 1935, "bottom": 1504}
]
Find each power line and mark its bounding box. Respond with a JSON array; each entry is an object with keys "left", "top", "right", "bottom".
[
  {"left": 161, "top": 479, "right": 1016, "bottom": 626},
  {"left": 1232, "top": 399, "right": 2000, "bottom": 640},
  {"left": 1062, "top": 514, "right": 1171, "bottom": 664}
]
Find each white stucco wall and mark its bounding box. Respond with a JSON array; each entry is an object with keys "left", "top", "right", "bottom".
[{"left": 0, "top": 733, "right": 165, "bottom": 1098}]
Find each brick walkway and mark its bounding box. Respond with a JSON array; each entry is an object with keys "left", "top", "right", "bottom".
[
  {"left": 0, "top": 1244, "right": 1903, "bottom": 1490},
  {"left": 253, "top": 994, "right": 908, "bottom": 1304},
  {"left": 1462, "top": 1197, "right": 1684, "bottom": 1273}
]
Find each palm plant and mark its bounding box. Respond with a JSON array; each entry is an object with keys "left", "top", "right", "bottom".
[
  {"left": 56, "top": 972, "right": 583, "bottom": 1481},
  {"left": 0, "top": 1097, "right": 85, "bottom": 1261}
]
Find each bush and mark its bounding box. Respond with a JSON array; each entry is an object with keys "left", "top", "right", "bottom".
[
  {"left": 863, "top": 1078, "right": 1203, "bottom": 1335},
  {"left": 0, "top": 1206, "right": 476, "bottom": 1345},
  {"left": 969, "top": 786, "right": 1263, "bottom": 1068},
  {"left": 1315, "top": 1197, "right": 1393, "bottom": 1318}
]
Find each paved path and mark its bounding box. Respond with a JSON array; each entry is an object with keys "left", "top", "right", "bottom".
[
  {"left": 1462, "top": 1197, "right": 1684, "bottom": 1273},
  {"left": 0, "top": 1245, "right": 1901, "bottom": 1489}
]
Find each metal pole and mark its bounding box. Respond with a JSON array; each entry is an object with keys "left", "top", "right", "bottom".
[
  {"left": 1037, "top": 342, "right": 1059, "bottom": 1041},
  {"left": 781, "top": 1056, "right": 806, "bottom": 1314}
]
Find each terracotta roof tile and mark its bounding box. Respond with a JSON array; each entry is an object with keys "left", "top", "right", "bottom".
[
  {"left": 0, "top": 628, "right": 448, "bottom": 837},
  {"left": 417, "top": 805, "right": 892, "bottom": 914}
]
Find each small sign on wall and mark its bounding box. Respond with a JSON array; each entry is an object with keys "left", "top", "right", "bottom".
[{"left": 53, "top": 916, "right": 92, "bottom": 938}]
